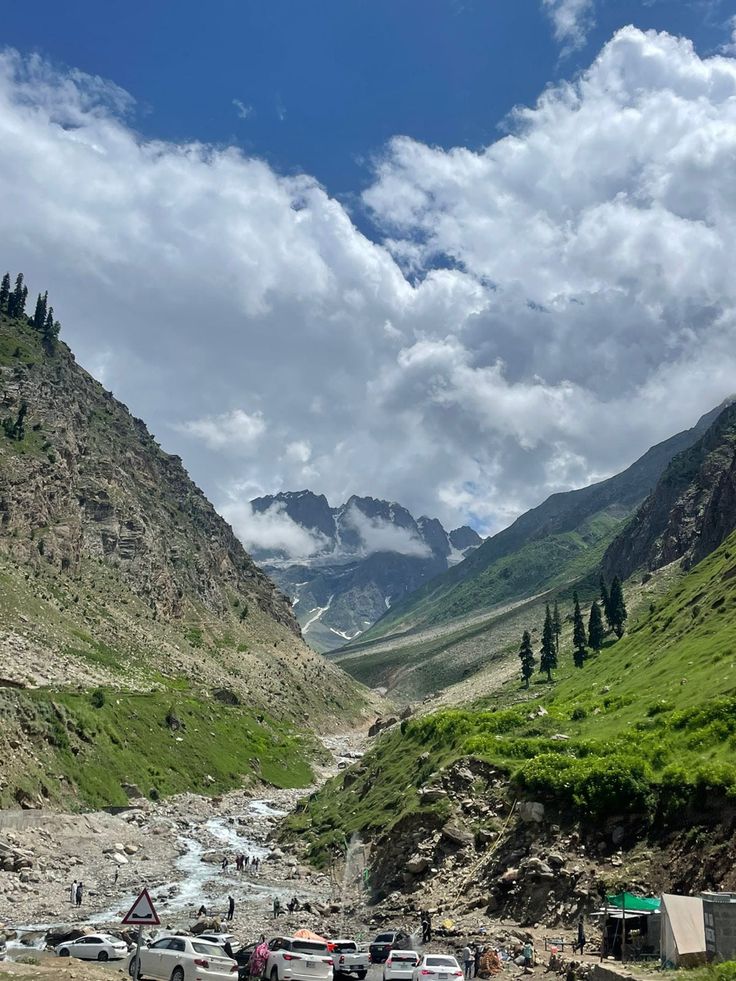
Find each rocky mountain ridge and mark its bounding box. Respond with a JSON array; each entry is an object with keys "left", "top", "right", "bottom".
[
  {"left": 602, "top": 400, "right": 736, "bottom": 581},
  {"left": 0, "top": 303, "right": 370, "bottom": 808},
  {"left": 250, "top": 490, "right": 482, "bottom": 651},
  {"left": 343, "top": 402, "right": 727, "bottom": 662}
]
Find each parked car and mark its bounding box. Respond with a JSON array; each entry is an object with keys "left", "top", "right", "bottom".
[
  {"left": 56, "top": 934, "right": 129, "bottom": 961},
  {"left": 383, "top": 950, "right": 419, "bottom": 981},
  {"left": 331, "top": 940, "right": 369, "bottom": 979},
  {"left": 265, "top": 936, "right": 334, "bottom": 981},
  {"left": 128, "top": 936, "right": 238, "bottom": 980},
  {"left": 199, "top": 935, "right": 240, "bottom": 951},
  {"left": 411, "top": 954, "right": 463, "bottom": 981},
  {"left": 369, "top": 933, "right": 413, "bottom": 965}
]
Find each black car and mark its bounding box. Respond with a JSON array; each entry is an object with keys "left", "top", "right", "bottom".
[{"left": 369, "top": 932, "right": 413, "bottom": 964}]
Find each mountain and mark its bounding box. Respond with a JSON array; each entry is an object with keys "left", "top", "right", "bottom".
[
  {"left": 333, "top": 403, "right": 726, "bottom": 695},
  {"left": 0, "top": 291, "right": 370, "bottom": 809},
  {"left": 602, "top": 400, "right": 736, "bottom": 581},
  {"left": 292, "top": 525, "right": 736, "bottom": 908},
  {"left": 249, "top": 491, "right": 482, "bottom": 652}
]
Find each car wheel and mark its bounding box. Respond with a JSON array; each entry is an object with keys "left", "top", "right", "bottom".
[
  {"left": 128, "top": 956, "right": 141, "bottom": 978},
  {"left": 171, "top": 968, "right": 185, "bottom": 981},
  {"left": 271, "top": 968, "right": 280, "bottom": 981},
  {"left": 98, "top": 951, "right": 109, "bottom": 961},
  {"left": 59, "top": 949, "right": 70, "bottom": 958}
]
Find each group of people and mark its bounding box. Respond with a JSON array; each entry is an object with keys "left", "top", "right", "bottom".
[
  {"left": 460, "top": 940, "right": 535, "bottom": 978},
  {"left": 227, "top": 853, "right": 261, "bottom": 872},
  {"left": 69, "top": 880, "right": 84, "bottom": 907}
]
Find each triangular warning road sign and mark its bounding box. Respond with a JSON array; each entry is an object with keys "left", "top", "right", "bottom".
[{"left": 122, "top": 887, "right": 160, "bottom": 926}]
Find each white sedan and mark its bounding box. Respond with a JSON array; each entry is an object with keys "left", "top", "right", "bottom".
[
  {"left": 128, "top": 936, "right": 238, "bottom": 980},
  {"left": 411, "top": 955, "right": 463, "bottom": 981},
  {"left": 383, "top": 950, "right": 419, "bottom": 980},
  {"left": 56, "top": 933, "right": 129, "bottom": 961}
]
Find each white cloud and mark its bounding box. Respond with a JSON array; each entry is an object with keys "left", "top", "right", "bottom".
[
  {"left": 285, "top": 440, "right": 312, "bottom": 463},
  {"left": 341, "top": 504, "right": 432, "bottom": 559},
  {"left": 542, "top": 0, "right": 595, "bottom": 50},
  {"left": 232, "top": 98, "right": 253, "bottom": 120},
  {"left": 223, "top": 501, "right": 325, "bottom": 560},
  {"left": 1, "top": 32, "right": 736, "bottom": 543},
  {"left": 178, "top": 409, "right": 265, "bottom": 452}
]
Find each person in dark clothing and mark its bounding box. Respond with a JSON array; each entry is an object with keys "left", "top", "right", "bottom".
[
  {"left": 197, "top": 905, "right": 208, "bottom": 917},
  {"left": 75, "top": 882, "right": 84, "bottom": 907},
  {"left": 224, "top": 940, "right": 235, "bottom": 959},
  {"left": 474, "top": 946, "right": 482, "bottom": 978},
  {"left": 227, "top": 895, "right": 235, "bottom": 921},
  {"left": 573, "top": 918, "right": 586, "bottom": 955}
]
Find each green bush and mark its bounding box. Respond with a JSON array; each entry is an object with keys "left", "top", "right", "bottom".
[{"left": 90, "top": 687, "right": 106, "bottom": 709}]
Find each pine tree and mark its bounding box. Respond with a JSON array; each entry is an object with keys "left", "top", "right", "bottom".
[
  {"left": 609, "top": 576, "right": 628, "bottom": 638},
  {"left": 518, "top": 630, "right": 535, "bottom": 689},
  {"left": 572, "top": 591, "right": 587, "bottom": 668},
  {"left": 552, "top": 599, "right": 562, "bottom": 654},
  {"left": 43, "top": 307, "right": 60, "bottom": 345},
  {"left": 7, "top": 273, "right": 24, "bottom": 318},
  {"left": 600, "top": 575, "right": 612, "bottom": 629},
  {"left": 0, "top": 273, "right": 10, "bottom": 312},
  {"left": 539, "top": 604, "right": 557, "bottom": 681},
  {"left": 33, "top": 291, "right": 48, "bottom": 330},
  {"left": 588, "top": 600, "right": 605, "bottom": 652}
]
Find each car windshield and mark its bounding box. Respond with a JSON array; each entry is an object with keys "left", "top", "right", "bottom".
[
  {"left": 293, "top": 941, "right": 329, "bottom": 955},
  {"left": 193, "top": 942, "right": 227, "bottom": 956},
  {"left": 426, "top": 957, "right": 458, "bottom": 967},
  {"left": 333, "top": 943, "right": 357, "bottom": 952},
  {"left": 375, "top": 934, "right": 394, "bottom": 943},
  {"left": 392, "top": 955, "right": 417, "bottom": 962}
]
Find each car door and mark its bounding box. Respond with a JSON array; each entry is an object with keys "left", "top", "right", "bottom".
[
  {"left": 76, "top": 937, "right": 97, "bottom": 960},
  {"left": 164, "top": 937, "right": 187, "bottom": 978},
  {"left": 145, "top": 938, "right": 176, "bottom": 979}
]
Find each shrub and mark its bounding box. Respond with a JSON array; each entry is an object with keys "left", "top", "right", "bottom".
[
  {"left": 570, "top": 706, "right": 587, "bottom": 721},
  {"left": 90, "top": 687, "right": 106, "bottom": 709}
]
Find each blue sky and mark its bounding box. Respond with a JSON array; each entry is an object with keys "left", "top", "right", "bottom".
[
  {"left": 2, "top": 1, "right": 736, "bottom": 549},
  {"left": 4, "top": 0, "right": 733, "bottom": 197}
]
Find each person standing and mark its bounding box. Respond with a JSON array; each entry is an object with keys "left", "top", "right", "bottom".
[
  {"left": 227, "top": 895, "right": 235, "bottom": 922},
  {"left": 474, "top": 945, "right": 482, "bottom": 978},
  {"left": 76, "top": 882, "right": 84, "bottom": 907},
  {"left": 273, "top": 896, "right": 281, "bottom": 919},
  {"left": 70, "top": 880, "right": 77, "bottom": 905},
  {"left": 573, "top": 918, "right": 586, "bottom": 955},
  {"left": 522, "top": 941, "right": 533, "bottom": 968},
  {"left": 462, "top": 945, "right": 473, "bottom": 979}
]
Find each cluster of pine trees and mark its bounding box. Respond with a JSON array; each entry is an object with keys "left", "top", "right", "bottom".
[
  {"left": 0, "top": 272, "right": 61, "bottom": 345},
  {"left": 518, "top": 575, "right": 627, "bottom": 687}
]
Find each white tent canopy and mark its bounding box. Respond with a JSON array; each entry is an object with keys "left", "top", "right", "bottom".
[{"left": 661, "top": 894, "right": 706, "bottom": 968}]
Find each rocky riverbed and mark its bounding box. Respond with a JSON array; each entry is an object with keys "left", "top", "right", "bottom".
[{"left": 0, "top": 734, "right": 368, "bottom": 958}]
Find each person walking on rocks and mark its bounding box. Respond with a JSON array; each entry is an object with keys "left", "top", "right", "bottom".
[
  {"left": 462, "top": 945, "right": 473, "bottom": 979},
  {"left": 75, "top": 882, "right": 84, "bottom": 907},
  {"left": 273, "top": 896, "right": 281, "bottom": 919},
  {"left": 227, "top": 895, "right": 235, "bottom": 922},
  {"left": 522, "top": 941, "right": 533, "bottom": 969},
  {"left": 70, "top": 880, "right": 77, "bottom": 904}
]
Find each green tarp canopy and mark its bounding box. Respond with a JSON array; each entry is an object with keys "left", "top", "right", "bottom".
[{"left": 607, "top": 893, "right": 661, "bottom": 912}]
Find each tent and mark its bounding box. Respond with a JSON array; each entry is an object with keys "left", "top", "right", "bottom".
[
  {"left": 660, "top": 894, "right": 706, "bottom": 968},
  {"left": 607, "top": 893, "right": 661, "bottom": 912}
]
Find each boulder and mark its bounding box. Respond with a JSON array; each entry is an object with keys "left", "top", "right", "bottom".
[
  {"left": 406, "top": 855, "right": 430, "bottom": 875},
  {"left": 419, "top": 787, "right": 448, "bottom": 803},
  {"left": 442, "top": 822, "right": 474, "bottom": 848},
  {"left": 518, "top": 801, "right": 545, "bottom": 823},
  {"left": 191, "top": 917, "right": 221, "bottom": 935}
]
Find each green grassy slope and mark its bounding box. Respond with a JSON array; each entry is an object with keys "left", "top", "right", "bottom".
[{"left": 292, "top": 530, "right": 736, "bottom": 863}]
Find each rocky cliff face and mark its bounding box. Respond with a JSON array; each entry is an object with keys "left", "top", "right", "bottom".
[
  {"left": 0, "top": 312, "right": 368, "bottom": 735},
  {"left": 603, "top": 401, "right": 736, "bottom": 580},
  {"left": 249, "top": 490, "right": 482, "bottom": 651}
]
